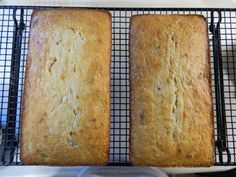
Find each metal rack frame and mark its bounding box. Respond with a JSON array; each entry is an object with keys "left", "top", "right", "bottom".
[{"left": 0, "top": 6, "right": 236, "bottom": 166}]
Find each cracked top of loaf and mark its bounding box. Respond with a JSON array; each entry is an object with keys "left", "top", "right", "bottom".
[
  {"left": 21, "top": 8, "right": 111, "bottom": 165},
  {"left": 130, "top": 14, "right": 214, "bottom": 166}
]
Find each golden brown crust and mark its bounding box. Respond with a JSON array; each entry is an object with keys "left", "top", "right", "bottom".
[
  {"left": 20, "top": 8, "right": 111, "bottom": 165},
  {"left": 130, "top": 15, "right": 214, "bottom": 167}
]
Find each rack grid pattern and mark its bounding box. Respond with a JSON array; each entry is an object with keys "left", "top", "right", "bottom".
[{"left": 0, "top": 7, "right": 236, "bottom": 166}]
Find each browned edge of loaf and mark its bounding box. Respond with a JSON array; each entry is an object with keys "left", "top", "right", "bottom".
[
  {"left": 129, "top": 14, "right": 214, "bottom": 167},
  {"left": 20, "top": 8, "right": 112, "bottom": 166}
]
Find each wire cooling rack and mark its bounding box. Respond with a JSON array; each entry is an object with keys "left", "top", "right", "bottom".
[{"left": 0, "top": 6, "right": 236, "bottom": 166}]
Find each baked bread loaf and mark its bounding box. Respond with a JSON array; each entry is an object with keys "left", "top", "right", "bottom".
[
  {"left": 21, "top": 9, "right": 111, "bottom": 165},
  {"left": 130, "top": 15, "right": 214, "bottom": 166}
]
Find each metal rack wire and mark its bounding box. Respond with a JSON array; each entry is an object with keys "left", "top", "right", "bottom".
[{"left": 0, "top": 6, "right": 235, "bottom": 166}]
